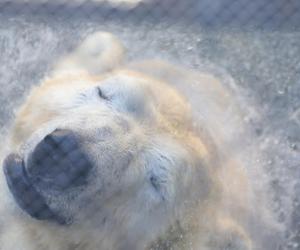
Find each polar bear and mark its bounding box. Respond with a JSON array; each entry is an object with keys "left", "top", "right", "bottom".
[{"left": 0, "top": 32, "right": 253, "bottom": 250}]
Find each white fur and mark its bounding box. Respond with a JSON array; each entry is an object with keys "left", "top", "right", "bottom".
[{"left": 0, "top": 32, "right": 253, "bottom": 250}]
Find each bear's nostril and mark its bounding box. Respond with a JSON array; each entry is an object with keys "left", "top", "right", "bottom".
[{"left": 26, "top": 129, "right": 93, "bottom": 191}]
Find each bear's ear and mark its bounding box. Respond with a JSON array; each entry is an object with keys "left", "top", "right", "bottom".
[{"left": 54, "top": 32, "right": 125, "bottom": 75}]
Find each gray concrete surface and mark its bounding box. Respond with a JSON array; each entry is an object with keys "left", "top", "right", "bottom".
[{"left": 0, "top": 2, "right": 299, "bottom": 249}]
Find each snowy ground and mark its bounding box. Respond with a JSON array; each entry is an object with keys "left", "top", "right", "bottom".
[{"left": 0, "top": 2, "right": 299, "bottom": 249}]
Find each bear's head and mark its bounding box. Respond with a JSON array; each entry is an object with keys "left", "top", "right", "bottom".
[{"left": 3, "top": 70, "right": 215, "bottom": 247}]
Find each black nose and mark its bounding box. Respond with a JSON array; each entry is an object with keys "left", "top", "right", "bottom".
[{"left": 26, "top": 129, "right": 93, "bottom": 191}]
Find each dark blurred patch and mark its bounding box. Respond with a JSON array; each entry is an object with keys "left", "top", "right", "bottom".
[{"left": 27, "top": 129, "right": 93, "bottom": 191}]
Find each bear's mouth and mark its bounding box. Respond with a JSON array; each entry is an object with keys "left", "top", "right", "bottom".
[{"left": 3, "top": 153, "right": 67, "bottom": 225}]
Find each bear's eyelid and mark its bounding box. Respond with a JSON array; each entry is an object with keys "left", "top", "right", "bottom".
[
  {"left": 150, "top": 175, "right": 160, "bottom": 191},
  {"left": 96, "top": 87, "right": 109, "bottom": 100}
]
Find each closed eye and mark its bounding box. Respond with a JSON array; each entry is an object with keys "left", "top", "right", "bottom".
[
  {"left": 150, "top": 175, "right": 166, "bottom": 201},
  {"left": 150, "top": 175, "right": 160, "bottom": 191},
  {"left": 97, "top": 87, "right": 109, "bottom": 100}
]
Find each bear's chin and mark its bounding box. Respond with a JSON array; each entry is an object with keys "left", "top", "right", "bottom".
[{"left": 3, "top": 153, "right": 67, "bottom": 225}]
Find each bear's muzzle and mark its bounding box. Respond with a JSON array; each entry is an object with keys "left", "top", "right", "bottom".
[
  {"left": 3, "top": 129, "right": 93, "bottom": 224},
  {"left": 26, "top": 129, "right": 93, "bottom": 191},
  {"left": 3, "top": 153, "right": 67, "bottom": 224}
]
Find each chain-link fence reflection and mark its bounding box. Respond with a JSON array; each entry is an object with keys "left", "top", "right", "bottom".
[
  {"left": 1, "top": 0, "right": 300, "bottom": 30},
  {"left": 0, "top": 1, "right": 300, "bottom": 250}
]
